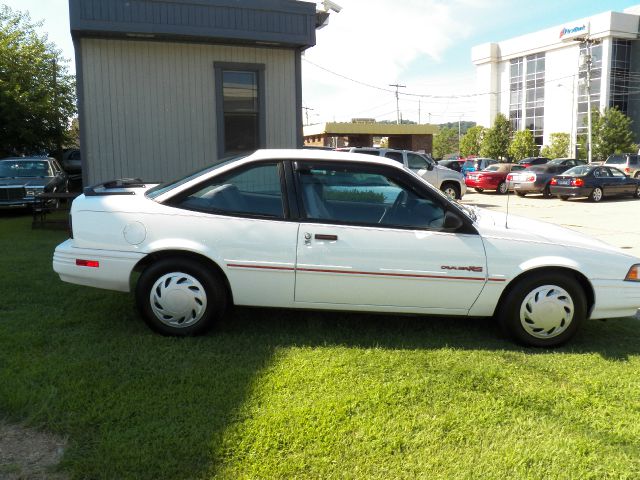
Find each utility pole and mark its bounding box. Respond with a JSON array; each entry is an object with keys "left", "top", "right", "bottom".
[
  {"left": 418, "top": 98, "right": 421, "bottom": 124},
  {"left": 458, "top": 116, "right": 462, "bottom": 156},
  {"left": 302, "top": 106, "right": 314, "bottom": 126},
  {"left": 389, "top": 83, "right": 406, "bottom": 125},
  {"left": 585, "top": 41, "right": 595, "bottom": 164}
]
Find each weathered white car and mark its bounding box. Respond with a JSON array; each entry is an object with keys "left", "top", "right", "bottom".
[{"left": 53, "top": 149, "right": 640, "bottom": 347}]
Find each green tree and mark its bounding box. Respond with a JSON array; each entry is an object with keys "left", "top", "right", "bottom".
[
  {"left": 591, "top": 107, "right": 635, "bottom": 161},
  {"left": 540, "top": 132, "right": 571, "bottom": 159},
  {"left": 508, "top": 129, "right": 537, "bottom": 160},
  {"left": 459, "top": 125, "right": 484, "bottom": 157},
  {"left": 0, "top": 6, "right": 76, "bottom": 157},
  {"left": 432, "top": 127, "right": 458, "bottom": 159},
  {"left": 480, "top": 113, "right": 511, "bottom": 160}
]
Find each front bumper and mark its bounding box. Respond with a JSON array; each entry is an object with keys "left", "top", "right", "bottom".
[
  {"left": 590, "top": 279, "right": 640, "bottom": 319},
  {"left": 53, "top": 239, "right": 146, "bottom": 292}
]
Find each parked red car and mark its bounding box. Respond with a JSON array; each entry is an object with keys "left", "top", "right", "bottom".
[{"left": 465, "top": 163, "right": 526, "bottom": 194}]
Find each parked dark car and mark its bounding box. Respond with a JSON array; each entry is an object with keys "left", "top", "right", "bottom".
[
  {"left": 0, "top": 157, "right": 68, "bottom": 209},
  {"left": 507, "top": 158, "right": 587, "bottom": 197},
  {"left": 517, "top": 157, "right": 550, "bottom": 168},
  {"left": 549, "top": 165, "right": 640, "bottom": 202},
  {"left": 438, "top": 159, "right": 465, "bottom": 173},
  {"left": 61, "top": 148, "right": 82, "bottom": 173}
]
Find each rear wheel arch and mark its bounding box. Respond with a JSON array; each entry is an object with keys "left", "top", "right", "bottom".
[
  {"left": 496, "top": 267, "right": 594, "bottom": 318},
  {"left": 131, "top": 250, "right": 234, "bottom": 306},
  {"left": 440, "top": 181, "right": 461, "bottom": 199}
]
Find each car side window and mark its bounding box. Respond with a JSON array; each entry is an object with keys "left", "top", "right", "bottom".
[
  {"left": 384, "top": 151, "right": 404, "bottom": 164},
  {"left": 407, "top": 153, "right": 428, "bottom": 170},
  {"left": 174, "top": 163, "right": 284, "bottom": 218},
  {"left": 631, "top": 155, "right": 639, "bottom": 165},
  {"left": 298, "top": 166, "right": 445, "bottom": 229},
  {"left": 609, "top": 168, "right": 625, "bottom": 178}
]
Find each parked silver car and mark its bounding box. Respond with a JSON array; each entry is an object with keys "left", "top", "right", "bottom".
[
  {"left": 341, "top": 147, "right": 466, "bottom": 199},
  {"left": 604, "top": 153, "right": 640, "bottom": 178}
]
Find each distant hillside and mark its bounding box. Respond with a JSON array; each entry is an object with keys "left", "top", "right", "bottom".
[{"left": 438, "top": 121, "right": 476, "bottom": 135}]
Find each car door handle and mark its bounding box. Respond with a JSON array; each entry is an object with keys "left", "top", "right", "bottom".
[{"left": 315, "top": 234, "right": 338, "bottom": 241}]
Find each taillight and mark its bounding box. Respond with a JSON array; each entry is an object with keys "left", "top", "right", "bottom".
[
  {"left": 525, "top": 175, "right": 536, "bottom": 182},
  {"left": 550, "top": 178, "right": 558, "bottom": 185},
  {"left": 625, "top": 167, "right": 630, "bottom": 173},
  {"left": 76, "top": 259, "right": 100, "bottom": 268},
  {"left": 571, "top": 178, "right": 584, "bottom": 187},
  {"left": 507, "top": 174, "right": 513, "bottom": 181}
]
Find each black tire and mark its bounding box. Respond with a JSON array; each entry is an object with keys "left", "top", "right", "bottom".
[
  {"left": 634, "top": 184, "right": 640, "bottom": 199},
  {"left": 559, "top": 195, "right": 569, "bottom": 201},
  {"left": 135, "top": 257, "right": 227, "bottom": 336},
  {"left": 497, "top": 272, "right": 587, "bottom": 347},
  {"left": 440, "top": 182, "right": 461, "bottom": 200},
  {"left": 589, "top": 187, "right": 603, "bottom": 202},
  {"left": 497, "top": 182, "right": 508, "bottom": 195},
  {"left": 474, "top": 188, "right": 484, "bottom": 193},
  {"left": 515, "top": 191, "right": 526, "bottom": 197}
]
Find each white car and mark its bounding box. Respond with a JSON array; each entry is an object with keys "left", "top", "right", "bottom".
[{"left": 53, "top": 149, "right": 640, "bottom": 347}]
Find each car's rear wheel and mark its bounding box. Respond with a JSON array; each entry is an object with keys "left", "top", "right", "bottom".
[
  {"left": 589, "top": 187, "right": 603, "bottom": 202},
  {"left": 440, "top": 182, "right": 460, "bottom": 200},
  {"left": 136, "top": 258, "right": 227, "bottom": 336},
  {"left": 559, "top": 195, "right": 569, "bottom": 201},
  {"left": 474, "top": 188, "right": 484, "bottom": 193},
  {"left": 634, "top": 184, "right": 640, "bottom": 198},
  {"left": 498, "top": 272, "right": 586, "bottom": 347},
  {"left": 497, "top": 182, "right": 508, "bottom": 194}
]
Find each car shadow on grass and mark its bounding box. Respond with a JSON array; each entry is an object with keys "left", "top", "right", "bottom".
[{"left": 222, "top": 306, "right": 640, "bottom": 360}]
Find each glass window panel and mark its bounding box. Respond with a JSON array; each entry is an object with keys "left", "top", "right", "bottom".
[{"left": 223, "top": 71, "right": 257, "bottom": 112}]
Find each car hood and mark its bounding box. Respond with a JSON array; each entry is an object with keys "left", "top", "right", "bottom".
[
  {"left": 472, "top": 207, "right": 635, "bottom": 258},
  {"left": 0, "top": 177, "right": 52, "bottom": 187}
]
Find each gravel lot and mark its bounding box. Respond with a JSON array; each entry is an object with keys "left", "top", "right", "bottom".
[{"left": 460, "top": 190, "right": 640, "bottom": 258}]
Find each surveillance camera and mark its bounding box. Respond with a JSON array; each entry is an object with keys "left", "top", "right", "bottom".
[{"left": 323, "top": 0, "right": 342, "bottom": 13}]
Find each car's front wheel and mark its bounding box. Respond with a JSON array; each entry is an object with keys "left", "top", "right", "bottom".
[
  {"left": 634, "top": 184, "right": 640, "bottom": 198},
  {"left": 136, "top": 258, "right": 227, "bottom": 336},
  {"left": 498, "top": 272, "right": 586, "bottom": 347},
  {"left": 497, "top": 182, "right": 508, "bottom": 194}
]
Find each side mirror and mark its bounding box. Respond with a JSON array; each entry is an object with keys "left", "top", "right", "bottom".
[
  {"left": 442, "top": 211, "right": 464, "bottom": 231},
  {"left": 426, "top": 162, "right": 435, "bottom": 171}
]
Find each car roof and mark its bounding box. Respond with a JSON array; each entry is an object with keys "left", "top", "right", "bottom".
[{"left": 246, "top": 148, "right": 405, "bottom": 169}]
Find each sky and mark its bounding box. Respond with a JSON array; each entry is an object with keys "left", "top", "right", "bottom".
[{"left": 3, "top": 0, "right": 639, "bottom": 125}]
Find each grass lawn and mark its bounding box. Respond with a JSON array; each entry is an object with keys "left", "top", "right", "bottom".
[{"left": 2, "top": 211, "right": 640, "bottom": 479}]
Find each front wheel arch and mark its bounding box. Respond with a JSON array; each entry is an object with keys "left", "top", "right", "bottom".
[
  {"left": 495, "top": 267, "right": 594, "bottom": 320},
  {"left": 132, "top": 250, "right": 234, "bottom": 306}
]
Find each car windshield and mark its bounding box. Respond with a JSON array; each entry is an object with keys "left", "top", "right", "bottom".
[
  {"left": 563, "top": 165, "right": 591, "bottom": 176},
  {"left": 0, "top": 160, "right": 50, "bottom": 177},
  {"left": 463, "top": 160, "right": 475, "bottom": 168},
  {"left": 146, "top": 155, "right": 246, "bottom": 199},
  {"left": 605, "top": 154, "right": 625, "bottom": 164}
]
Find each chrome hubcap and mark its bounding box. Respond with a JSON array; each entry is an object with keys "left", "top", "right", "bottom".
[
  {"left": 443, "top": 187, "right": 457, "bottom": 199},
  {"left": 498, "top": 183, "right": 507, "bottom": 194},
  {"left": 520, "top": 285, "right": 574, "bottom": 339},
  {"left": 150, "top": 272, "right": 207, "bottom": 328},
  {"left": 592, "top": 188, "right": 602, "bottom": 201}
]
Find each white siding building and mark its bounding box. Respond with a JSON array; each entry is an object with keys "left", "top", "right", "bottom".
[{"left": 472, "top": 5, "right": 640, "bottom": 154}]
